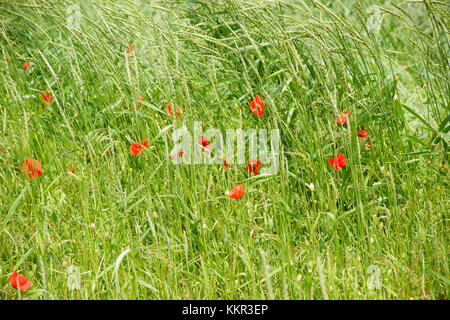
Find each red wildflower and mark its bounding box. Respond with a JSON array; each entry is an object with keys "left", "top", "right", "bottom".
[
  {"left": 42, "top": 90, "right": 52, "bottom": 104},
  {"left": 22, "top": 157, "right": 42, "bottom": 178},
  {"left": 223, "top": 158, "right": 230, "bottom": 171},
  {"left": 246, "top": 160, "right": 261, "bottom": 176},
  {"left": 130, "top": 140, "right": 148, "bottom": 156},
  {"left": 165, "top": 103, "right": 182, "bottom": 118},
  {"left": 357, "top": 130, "right": 371, "bottom": 148},
  {"left": 136, "top": 96, "right": 143, "bottom": 109},
  {"left": 49, "top": 221, "right": 54, "bottom": 227},
  {"left": 336, "top": 111, "right": 350, "bottom": 125},
  {"left": 199, "top": 137, "right": 210, "bottom": 153},
  {"left": 170, "top": 150, "right": 184, "bottom": 161},
  {"left": 127, "top": 44, "right": 133, "bottom": 54},
  {"left": 226, "top": 184, "right": 244, "bottom": 199},
  {"left": 250, "top": 95, "right": 265, "bottom": 118},
  {"left": 23, "top": 62, "right": 29, "bottom": 69},
  {"left": 328, "top": 153, "right": 346, "bottom": 171},
  {"left": 357, "top": 130, "right": 368, "bottom": 139},
  {"left": 9, "top": 270, "right": 32, "bottom": 291}
]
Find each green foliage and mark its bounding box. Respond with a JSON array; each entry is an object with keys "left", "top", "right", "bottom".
[{"left": 0, "top": 0, "right": 448, "bottom": 299}]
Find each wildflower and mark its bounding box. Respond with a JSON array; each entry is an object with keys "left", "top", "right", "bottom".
[
  {"left": 165, "top": 103, "right": 182, "bottom": 118},
  {"left": 170, "top": 150, "right": 184, "bottom": 161},
  {"left": 130, "top": 140, "right": 148, "bottom": 156},
  {"left": 199, "top": 137, "right": 210, "bottom": 153},
  {"left": 42, "top": 90, "right": 52, "bottom": 103},
  {"left": 22, "top": 157, "right": 42, "bottom": 178},
  {"left": 357, "top": 130, "right": 371, "bottom": 148},
  {"left": 23, "top": 62, "right": 29, "bottom": 69},
  {"left": 250, "top": 95, "right": 265, "bottom": 118},
  {"left": 246, "top": 160, "right": 261, "bottom": 176},
  {"left": 136, "top": 96, "right": 143, "bottom": 109},
  {"left": 226, "top": 184, "right": 244, "bottom": 199},
  {"left": 328, "top": 153, "right": 346, "bottom": 171},
  {"left": 357, "top": 130, "right": 368, "bottom": 139},
  {"left": 41, "top": 90, "right": 52, "bottom": 108},
  {"left": 223, "top": 158, "right": 230, "bottom": 171},
  {"left": 127, "top": 44, "right": 133, "bottom": 54},
  {"left": 9, "top": 270, "right": 32, "bottom": 291},
  {"left": 336, "top": 111, "right": 350, "bottom": 125}
]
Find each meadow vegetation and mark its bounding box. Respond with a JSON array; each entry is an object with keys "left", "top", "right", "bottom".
[{"left": 0, "top": 0, "right": 448, "bottom": 299}]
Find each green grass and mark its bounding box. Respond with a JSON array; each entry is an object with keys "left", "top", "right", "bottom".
[{"left": 0, "top": 0, "right": 448, "bottom": 299}]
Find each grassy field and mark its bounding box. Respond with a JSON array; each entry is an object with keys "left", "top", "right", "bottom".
[{"left": 0, "top": 0, "right": 448, "bottom": 300}]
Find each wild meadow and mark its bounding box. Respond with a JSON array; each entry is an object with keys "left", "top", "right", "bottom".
[{"left": 0, "top": 0, "right": 448, "bottom": 299}]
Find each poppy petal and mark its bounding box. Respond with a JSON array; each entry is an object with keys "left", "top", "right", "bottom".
[
  {"left": 336, "top": 153, "right": 346, "bottom": 168},
  {"left": 227, "top": 184, "right": 244, "bottom": 199},
  {"left": 250, "top": 95, "right": 265, "bottom": 118},
  {"left": 23, "top": 158, "right": 42, "bottom": 178},
  {"left": 328, "top": 157, "right": 339, "bottom": 171},
  {"left": 223, "top": 158, "right": 230, "bottom": 171},
  {"left": 9, "top": 271, "right": 32, "bottom": 291}
]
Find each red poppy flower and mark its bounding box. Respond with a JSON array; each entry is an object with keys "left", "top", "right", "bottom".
[
  {"left": 170, "top": 150, "right": 184, "bottom": 160},
  {"left": 246, "top": 160, "right": 261, "bottom": 175},
  {"left": 139, "top": 140, "right": 148, "bottom": 148},
  {"left": 226, "top": 184, "right": 244, "bottom": 199},
  {"left": 42, "top": 90, "right": 52, "bottom": 104},
  {"left": 49, "top": 221, "right": 54, "bottom": 227},
  {"left": 328, "top": 153, "right": 346, "bottom": 171},
  {"left": 23, "top": 62, "right": 29, "bottom": 69},
  {"left": 127, "top": 44, "right": 133, "bottom": 54},
  {"left": 165, "top": 103, "right": 182, "bottom": 118},
  {"left": 336, "top": 111, "right": 350, "bottom": 125},
  {"left": 357, "top": 130, "right": 368, "bottom": 139},
  {"left": 199, "top": 137, "right": 210, "bottom": 153},
  {"left": 136, "top": 96, "right": 143, "bottom": 109},
  {"left": 357, "top": 130, "right": 371, "bottom": 148},
  {"left": 22, "top": 157, "right": 42, "bottom": 178},
  {"left": 250, "top": 95, "right": 265, "bottom": 118},
  {"left": 9, "top": 270, "right": 32, "bottom": 291},
  {"left": 130, "top": 140, "right": 148, "bottom": 156},
  {"left": 223, "top": 158, "right": 230, "bottom": 171}
]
